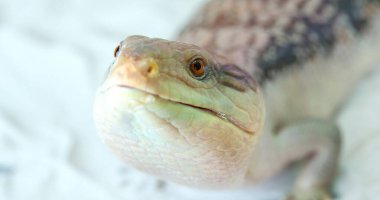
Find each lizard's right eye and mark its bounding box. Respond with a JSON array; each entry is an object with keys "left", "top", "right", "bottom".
[
  {"left": 189, "top": 58, "right": 206, "bottom": 78},
  {"left": 113, "top": 45, "right": 120, "bottom": 58}
]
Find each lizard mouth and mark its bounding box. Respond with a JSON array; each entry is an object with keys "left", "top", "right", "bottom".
[
  {"left": 115, "top": 84, "right": 219, "bottom": 116},
  {"left": 102, "top": 84, "right": 255, "bottom": 135}
]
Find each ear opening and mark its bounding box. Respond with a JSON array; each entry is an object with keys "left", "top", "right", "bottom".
[{"left": 218, "top": 64, "right": 258, "bottom": 92}]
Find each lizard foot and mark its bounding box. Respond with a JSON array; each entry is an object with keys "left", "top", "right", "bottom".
[{"left": 283, "top": 188, "right": 331, "bottom": 200}]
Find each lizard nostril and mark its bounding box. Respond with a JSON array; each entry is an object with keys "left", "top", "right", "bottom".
[
  {"left": 111, "top": 56, "right": 159, "bottom": 78},
  {"left": 142, "top": 58, "right": 158, "bottom": 77},
  {"left": 147, "top": 65, "right": 153, "bottom": 74}
]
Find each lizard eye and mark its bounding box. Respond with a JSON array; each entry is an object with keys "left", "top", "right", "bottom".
[
  {"left": 113, "top": 45, "right": 120, "bottom": 58},
  {"left": 189, "top": 58, "right": 206, "bottom": 78}
]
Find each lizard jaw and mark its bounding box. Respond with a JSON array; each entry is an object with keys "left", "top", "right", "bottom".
[
  {"left": 94, "top": 84, "right": 256, "bottom": 188},
  {"left": 102, "top": 84, "right": 256, "bottom": 135}
]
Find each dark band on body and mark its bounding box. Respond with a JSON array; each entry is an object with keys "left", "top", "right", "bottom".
[{"left": 257, "top": 0, "right": 370, "bottom": 81}]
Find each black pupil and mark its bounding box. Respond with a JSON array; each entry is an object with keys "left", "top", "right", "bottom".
[{"left": 194, "top": 61, "right": 202, "bottom": 71}]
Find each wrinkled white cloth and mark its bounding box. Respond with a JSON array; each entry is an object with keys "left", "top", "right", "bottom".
[{"left": 0, "top": 1, "right": 380, "bottom": 200}]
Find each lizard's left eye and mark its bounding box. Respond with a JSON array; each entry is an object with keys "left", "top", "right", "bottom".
[
  {"left": 189, "top": 58, "right": 206, "bottom": 78},
  {"left": 113, "top": 45, "right": 120, "bottom": 58}
]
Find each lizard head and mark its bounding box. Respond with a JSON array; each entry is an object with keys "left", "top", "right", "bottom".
[{"left": 94, "top": 35, "right": 264, "bottom": 188}]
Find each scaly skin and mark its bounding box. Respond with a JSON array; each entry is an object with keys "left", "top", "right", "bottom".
[
  {"left": 94, "top": 36, "right": 264, "bottom": 187},
  {"left": 94, "top": 0, "right": 380, "bottom": 199}
]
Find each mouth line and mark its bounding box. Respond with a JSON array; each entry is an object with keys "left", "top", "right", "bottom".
[
  {"left": 115, "top": 84, "right": 216, "bottom": 113},
  {"left": 109, "top": 84, "right": 254, "bottom": 135}
]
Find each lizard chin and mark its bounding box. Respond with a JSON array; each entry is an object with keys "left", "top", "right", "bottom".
[{"left": 94, "top": 85, "right": 257, "bottom": 188}]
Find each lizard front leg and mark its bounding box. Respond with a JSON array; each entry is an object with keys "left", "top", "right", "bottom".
[
  {"left": 278, "top": 120, "right": 341, "bottom": 200},
  {"left": 250, "top": 119, "right": 341, "bottom": 200},
  {"left": 276, "top": 120, "right": 340, "bottom": 200}
]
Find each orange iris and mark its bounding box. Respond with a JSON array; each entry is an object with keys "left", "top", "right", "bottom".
[{"left": 190, "top": 58, "right": 206, "bottom": 77}]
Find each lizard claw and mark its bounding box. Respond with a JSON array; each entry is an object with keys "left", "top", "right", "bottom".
[{"left": 283, "top": 188, "right": 331, "bottom": 200}]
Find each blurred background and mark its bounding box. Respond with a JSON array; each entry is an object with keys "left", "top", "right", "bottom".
[{"left": 1, "top": 0, "right": 380, "bottom": 200}]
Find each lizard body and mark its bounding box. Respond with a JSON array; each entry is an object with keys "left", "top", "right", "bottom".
[{"left": 94, "top": 0, "right": 380, "bottom": 199}]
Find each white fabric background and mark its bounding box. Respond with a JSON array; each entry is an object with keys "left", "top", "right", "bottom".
[{"left": 0, "top": 0, "right": 380, "bottom": 200}]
